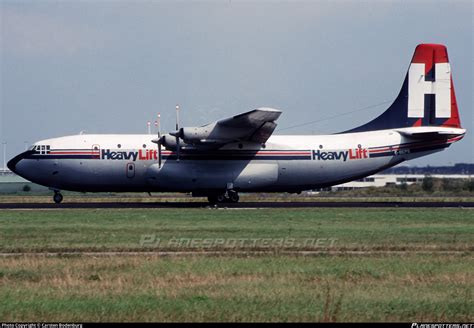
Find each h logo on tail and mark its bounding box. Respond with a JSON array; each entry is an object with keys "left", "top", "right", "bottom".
[
  {"left": 342, "top": 43, "right": 461, "bottom": 133},
  {"left": 408, "top": 62, "right": 451, "bottom": 118}
]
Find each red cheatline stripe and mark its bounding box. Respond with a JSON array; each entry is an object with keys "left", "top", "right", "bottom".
[
  {"left": 256, "top": 152, "right": 310, "bottom": 155},
  {"left": 369, "top": 148, "right": 399, "bottom": 154},
  {"left": 371, "top": 134, "right": 464, "bottom": 151},
  {"left": 370, "top": 140, "right": 459, "bottom": 154},
  {"left": 370, "top": 136, "right": 464, "bottom": 154},
  {"left": 50, "top": 151, "right": 99, "bottom": 153},
  {"left": 447, "top": 135, "right": 464, "bottom": 142},
  {"left": 370, "top": 142, "right": 423, "bottom": 151},
  {"left": 159, "top": 151, "right": 310, "bottom": 155},
  {"left": 50, "top": 151, "right": 99, "bottom": 155},
  {"left": 51, "top": 149, "right": 100, "bottom": 151}
]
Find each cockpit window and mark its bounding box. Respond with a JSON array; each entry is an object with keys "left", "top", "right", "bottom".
[{"left": 33, "top": 144, "right": 51, "bottom": 154}]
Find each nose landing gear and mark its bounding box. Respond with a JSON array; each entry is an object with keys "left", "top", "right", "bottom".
[{"left": 53, "top": 191, "right": 63, "bottom": 204}]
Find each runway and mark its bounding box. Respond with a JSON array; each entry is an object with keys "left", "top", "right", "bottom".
[{"left": 0, "top": 201, "right": 473, "bottom": 209}]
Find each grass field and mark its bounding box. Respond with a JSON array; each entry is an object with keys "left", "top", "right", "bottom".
[
  {"left": 1, "top": 193, "right": 474, "bottom": 204},
  {"left": 0, "top": 208, "right": 472, "bottom": 321}
]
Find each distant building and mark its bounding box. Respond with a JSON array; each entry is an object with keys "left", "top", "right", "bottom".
[
  {"left": 306, "top": 163, "right": 473, "bottom": 191},
  {"left": 382, "top": 163, "right": 473, "bottom": 175},
  {"left": 0, "top": 169, "right": 13, "bottom": 176},
  {"left": 332, "top": 174, "right": 471, "bottom": 191},
  {"left": 0, "top": 169, "right": 48, "bottom": 193}
]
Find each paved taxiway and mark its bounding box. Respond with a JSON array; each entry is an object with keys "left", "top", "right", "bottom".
[{"left": 0, "top": 201, "right": 473, "bottom": 209}]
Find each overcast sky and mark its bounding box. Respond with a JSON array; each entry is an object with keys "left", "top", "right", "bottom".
[{"left": 1, "top": 0, "right": 472, "bottom": 166}]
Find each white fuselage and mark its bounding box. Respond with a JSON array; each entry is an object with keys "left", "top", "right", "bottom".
[{"left": 12, "top": 128, "right": 464, "bottom": 194}]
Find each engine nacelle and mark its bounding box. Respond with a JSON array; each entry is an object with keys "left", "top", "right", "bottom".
[
  {"left": 180, "top": 123, "right": 250, "bottom": 144},
  {"left": 159, "top": 134, "right": 187, "bottom": 150},
  {"left": 181, "top": 124, "right": 217, "bottom": 144}
]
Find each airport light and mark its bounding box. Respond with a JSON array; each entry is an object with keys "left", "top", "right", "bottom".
[
  {"left": 154, "top": 113, "right": 160, "bottom": 133},
  {"left": 2, "top": 142, "right": 6, "bottom": 171}
]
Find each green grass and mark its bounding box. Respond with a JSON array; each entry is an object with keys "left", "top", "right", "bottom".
[
  {"left": 0, "top": 208, "right": 472, "bottom": 321},
  {"left": 1, "top": 193, "right": 474, "bottom": 203},
  {"left": 0, "top": 208, "right": 472, "bottom": 252},
  {"left": 0, "top": 255, "right": 472, "bottom": 322}
]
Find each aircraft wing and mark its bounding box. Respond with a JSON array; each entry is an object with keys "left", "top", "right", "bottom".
[
  {"left": 177, "top": 107, "right": 282, "bottom": 147},
  {"left": 157, "top": 107, "right": 282, "bottom": 151},
  {"left": 214, "top": 107, "right": 282, "bottom": 143},
  {"left": 217, "top": 108, "right": 282, "bottom": 129}
]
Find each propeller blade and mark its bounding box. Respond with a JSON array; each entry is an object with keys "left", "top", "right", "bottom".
[
  {"left": 175, "top": 105, "right": 181, "bottom": 162},
  {"left": 158, "top": 141, "right": 162, "bottom": 167},
  {"left": 176, "top": 135, "right": 180, "bottom": 162}
]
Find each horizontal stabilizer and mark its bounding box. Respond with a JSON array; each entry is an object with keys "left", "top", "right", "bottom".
[{"left": 396, "top": 127, "right": 466, "bottom": 139}]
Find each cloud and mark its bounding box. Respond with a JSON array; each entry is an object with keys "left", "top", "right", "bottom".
[{"left": 1, "top": 7, "right": 104, "bottom": 57}]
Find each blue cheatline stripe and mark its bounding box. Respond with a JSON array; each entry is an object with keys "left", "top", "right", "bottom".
[
  {"left": 45, "top": 149, "right": 312, "bottom": 153},
  {"left": 25, "top": 155, "right": 99, "bottom": 160},
  {"left": 24, "top": 154, "right": 311, "bottom": 161},
  {"left": 162, "top": 155, "right": 311, "bottom": 160},
  {"left": 27, "top": 149, "right": 313, "bottom": 161},
  {"left": 31, "top": 155, "right": 311, "bottom": 160},
  {"left": 369, "top": 144, "right": 450, "bottom": 158},
  {"left": 49, "top": 149, "right": 99, "bottom": 151},
  {"left": 369, "top": 152, "right": 395, "bottom": 158},
  {"left": 26, "top": 144, "right": 451, "bottom": 161},
  {"left": 369, "top": 135, "right": 463, "bottom": 152}
]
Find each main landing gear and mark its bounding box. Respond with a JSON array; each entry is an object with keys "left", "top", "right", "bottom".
[
  {"left": 207, "top": 190, "right": 239, "bottom": 204},
  {"left": 53, "top": 191, "right": 63, "bottom": 204}
]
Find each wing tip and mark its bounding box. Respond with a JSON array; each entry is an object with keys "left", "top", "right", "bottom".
[{"left": 256, "top": 107, "right": 282, "bottom": 113}]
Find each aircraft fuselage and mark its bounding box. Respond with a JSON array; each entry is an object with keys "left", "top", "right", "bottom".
[{"left": 10, "top": 129, "right": 464, "bottom": 194}]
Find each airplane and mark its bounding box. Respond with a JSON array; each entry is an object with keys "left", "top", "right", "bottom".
[{"left": 8, "top": 44, "right": 466, "bottom": 204}]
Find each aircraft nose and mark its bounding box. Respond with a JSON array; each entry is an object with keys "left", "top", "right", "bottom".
[{"left": 7, "top": 151, "right": 28, "bottom": 175}]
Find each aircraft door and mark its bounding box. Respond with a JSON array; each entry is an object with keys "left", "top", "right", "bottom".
[{"left": 126, "top": 162, "right": 135, "bottom": 178}]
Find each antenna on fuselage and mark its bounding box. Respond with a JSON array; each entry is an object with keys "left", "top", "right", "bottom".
[
  {"left": 156, "top": 113, "right": 162, "bottom": 168},
  {"left": 172, "top": 104, "right": 182, "bottom": 162},
  {"left": 175, "top": 104, "right": 180, "bottom": 131}
]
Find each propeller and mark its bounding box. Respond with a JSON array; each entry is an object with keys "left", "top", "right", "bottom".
[{"left": 152, "top": 105, "right": 183, "bottom": 165}]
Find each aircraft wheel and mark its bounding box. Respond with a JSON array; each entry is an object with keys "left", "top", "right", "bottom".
[
  {"left": 53, "top": 192, "right": 63, "bottom": 204},
  {"left": 228, "top": 191, "right": 239, "bottom": 203},
  {"left": 208, "top": 194, "right": 226, "bottom": 204}
]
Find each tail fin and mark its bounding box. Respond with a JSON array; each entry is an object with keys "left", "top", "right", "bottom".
[{"left": 345, "top": 44, "right": 461, "bottom": 133}]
